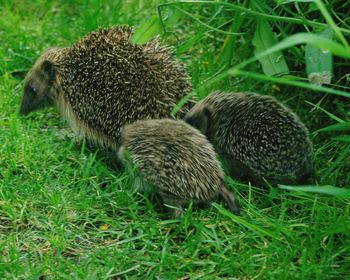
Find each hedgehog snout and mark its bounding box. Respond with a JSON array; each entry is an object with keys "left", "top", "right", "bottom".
[
  {"left": 19, "top": 92, "right": 34, "bottom": 116},
  {"left": 19, "top": 104, "right": 30, "bottom": 116}
]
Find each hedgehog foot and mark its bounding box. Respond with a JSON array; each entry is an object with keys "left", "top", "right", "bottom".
[{"left": 159, "top": 192, "right": 185, "bottom": 219}]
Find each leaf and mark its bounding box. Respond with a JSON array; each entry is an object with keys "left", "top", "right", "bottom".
[
  {"left": 252, "top": 19, "right": 289, "bottom": 76},
  {"left": 305, "top": 27, "right": 333, "bottom": 85},
  {"left": 279, "top": 185, "right": 350, "bottom": 199},
  {"left": 333, "top": 135, "right": 350, "bottom": 143},
  {"left": 176, "top": 31, "right": 205, "bottom": 55},
  {"left": 218, "top": 11, "right": 245, "bottom": 69},
  {"left": 171, "top": 91, "right": 197, "bottom": 117},
  {"left": 131, "top": 16, "right": 162, "bottom": 45},
  {"left": 317, "top": 122, "right": 350, "bottom": 132}
]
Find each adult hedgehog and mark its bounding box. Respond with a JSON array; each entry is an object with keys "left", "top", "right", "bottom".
[
  {"left": 19, "top": 26, "right": 193, "bottom": 150},
  {"left": 184, "top": 92, "right": 313, "bottom": 185}
]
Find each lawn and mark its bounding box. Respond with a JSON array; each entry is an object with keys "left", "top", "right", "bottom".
[{"left": 1, "top": 0, "right": 350, "bottom": 279}]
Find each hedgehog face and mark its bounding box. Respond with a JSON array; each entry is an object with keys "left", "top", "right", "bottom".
[
  {"left": 184, "top": 103, "right": 212, "bottom": 136},
  {"left": 20, "top": 60, "right": 57, "bottom": 115}
]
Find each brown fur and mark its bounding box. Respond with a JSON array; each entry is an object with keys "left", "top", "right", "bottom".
[{"left": 20, "top": 26, "right": 193, "bottom": 151}]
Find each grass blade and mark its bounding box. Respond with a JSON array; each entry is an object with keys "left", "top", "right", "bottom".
[
  {"left": 218, "top": 10, "right": 245, "bottom": 69},
  {"left": 313, "top": 0, "right": 349, "bottom": 48},
  {"left": 229, "top": 69, "right": 350, "bottom": 98},
  {"left": 252, "top": 19, "right": 289, "bottom": 76},
  {"left": 333, "top": 136, "right": 350, "bottom": 143},
  {"left": 305, "top": 100, "right": 345, "bottom": 123},
  {"left": 279, "top": 185, "right": 350, "bottom": 199},
  {"left": 318, "top": 122, "right": 350, "bottom": 132},
  {"left": 158, "top": 1, "right": 350, "bottom": 35},
  {"left": 212, "top": 203, "right": 283, "bottom": 242},
  {"left": 321, "top": 143, "right": 350, "bottom": 181}
]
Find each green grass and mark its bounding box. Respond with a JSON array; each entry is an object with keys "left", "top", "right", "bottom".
[{"left": 1, "top": 0, "right": 350, "bottom": 278}]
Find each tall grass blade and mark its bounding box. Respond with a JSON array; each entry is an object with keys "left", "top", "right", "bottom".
[
  {"left": 321, "top": 143, "right": 350, "bottom": 181},
  {"left": 332, "top": 136, "right": 350, "bottom": 143},
  {"left": 229, "top": 69, "right": 350, "bottom": 98},
  {"left": 158, "top": 1, "right": 350, "bottom": 35},
  {"left": 279, "top": 185, "right": 350, "bottom": 199},
  {"left": 305, "top": 101, "right": 344, "bottom": 123},
  {"left": 318, "top": 122, "right": 350, "bottom": 132},
  {"left": 218, "top": 10, "right": 245, "bottom": 69},
  {"left": 212, "top": 203, "right": 283, "bottom": 243}
]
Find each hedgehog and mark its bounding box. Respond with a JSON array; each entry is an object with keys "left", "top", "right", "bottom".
[
  {"left": 117, "top": 119, "right": 240, "bottom": 218},
  {"left": 184, "top": 92, "right": 313, "bottom": 185},
  {"left": 19, "top": 26, "right": 193, "bottom": 150}
]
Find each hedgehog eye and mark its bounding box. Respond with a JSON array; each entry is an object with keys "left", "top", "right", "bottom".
[{"left": 30, "top": 86, "right": 37, "bottom": 96}]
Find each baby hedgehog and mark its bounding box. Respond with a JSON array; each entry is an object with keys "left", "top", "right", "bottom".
[
  {"left": 117, "top": 119, "right": 240, "bottom": 218},
  {"left": 184, "top": 92, "right": 313, "bottom": 185},
  {"left": 19, "top": 26, "right": 193, "bottom": 150}
]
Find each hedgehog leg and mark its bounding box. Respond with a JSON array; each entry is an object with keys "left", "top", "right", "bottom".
[
  {"left": 219, "top": 182, "right": 240, "bottom": 215},
  {"left": 133, "top": 174, "right": 144, "bottom": 191},
  {"left": 220, "top": 154, "right": 251, "bottom": 182},
  {"left": 159, "top": 191, "right": 184, "bottom": 219},
  {"left": 172, "top": 206, "right": 184, "bottom": 219},
  {"left": 296, "top": 170, "right": 315, "bottom": 185}
]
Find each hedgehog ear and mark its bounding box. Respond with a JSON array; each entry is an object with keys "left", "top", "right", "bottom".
[
  {"left": 185, "top": 105, "right": 212, "bottom": 135},
  {"left": 41, "top": 60, "right": 55, "bottom": 80},
  {"left": 198, "top": 106, "right": 212, "bottom": 135},
  {"left": 202, "top": 106, "right": 212, "bottom": 121}
]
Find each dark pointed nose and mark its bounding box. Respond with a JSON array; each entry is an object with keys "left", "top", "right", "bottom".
[{"left": 19, "top": 104, "right": 29, "bottom": 116}]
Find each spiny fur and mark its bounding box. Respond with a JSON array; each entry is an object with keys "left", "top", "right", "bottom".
[
  {"left": 20, "top": 26, "right": 193, "bottom": 150},
  {"left": 184, "top": 92, "right": 313, "bottom": 185},
  {"left": 117, "top": 119, "right": 240, "bottom": 217}
]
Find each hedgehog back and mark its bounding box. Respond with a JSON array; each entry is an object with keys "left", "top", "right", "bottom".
[
  {"left": 121, "top": 119, "right": 224, "bottom": 201},
  {"left": 204, "top": 92, "right": 313, "bottom": 180},
  {"left": 59, "top": 27, "right": 192, "bottom": 143}
]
